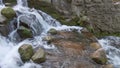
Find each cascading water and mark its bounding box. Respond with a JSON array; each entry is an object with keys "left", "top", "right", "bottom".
[
  {"left": 0, "top": 0, "right": 120, "bottom": 68},
  {"left": 0, "top": 0, "right": 83, "bottom": 68},
  {"left": 99, "top": 36, "right": 120, "bottom": 68}
]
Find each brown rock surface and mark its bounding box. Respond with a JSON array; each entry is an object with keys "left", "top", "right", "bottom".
[{"left": 41, "top": 30, "right": 108, "bottom": 68}]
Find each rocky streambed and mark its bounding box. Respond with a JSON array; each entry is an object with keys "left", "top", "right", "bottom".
[{"left": 0, "top": 0, "right": 119, "bottom": 68}]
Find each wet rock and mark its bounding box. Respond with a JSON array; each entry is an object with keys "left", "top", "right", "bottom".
[
  {"left": 91, "top": 48, "right": 107, "bottom": 64},
  {"left": 19, "top": 14, "right": 43, "bottom": 35},
  {"left": 43, "top": 36, "right": 53, "bottom": 42},
  {"left": 81, "top": 28, "right": 98, "bottom": 42},
  {"left": 18, "top": 44, "right": 34, "bottom": 62},
  {"left": 1, "top": 7, "right": 16, "bottom": 19},
  {"left": 0, "top": 24, "right": 9, "bottom": 36},
  {"left": 5, "top": 3, "right": 12, "bottom": 6},
  {"left": 3, "top": 0, "right": 17, "bottom": 7},
  {"left": 17, "top": 26, "right": 33, "bottom": 39},
  {"left": 90, "top": 42, "right": 102, "bottom": 50},
  {"left": 0, "top": 14, "right": 6, "bottom": 23},
  {"left": 48, "top": 28, "right": 57, "bottom": 35},
  {"left": 32, "top": 48, "right": 46, "bottom": 63},
  {"left": 42, "top": 31, "right": 104, "bottom": 68}
]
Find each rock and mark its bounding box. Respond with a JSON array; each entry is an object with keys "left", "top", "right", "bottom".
[
  {"left": 5, "top": 3, "right": 12, "bottom": 6},
  {"left": 3, "top": 0, "right": 17, "bottom": 6},
  {"left": 1, "top": 7, "right": 16, "bottom": 19},
  {"left": 90, "top": 42, "right": 102, "bottom": 50},
  {"left": 28, "top": 0, "right": 120, "bottom": 36},
  {"left": 81, "top": 28, "right": 98, "bottom": 42},
  {"left": 42, "top": 31, "right": 104, "bottom": 68},
  {"left": 0, "top": 24, "right": 9, "bottom": 36},
  {"left": 17, "top": 26, "right": 33, "bottom": 39},
  {"left": 103, "top": 64, "right": 114, "bottom": 68},
  {"left": 0, "top": 13, "right": 6, "bottom": 23},
  {"left": 43, "top": 36, "right": 54, "bottom": 43},
  {"left": 19, "top": 14, "right": 43, "bottom": 35},
  {"left": 32, "top": 48, "right": 46, "bottom": 63},
  {"left": 48, "top": 28, "right": 57, "bottom": 35},
  {"left": 18, "top": 44, "right": 34, "bottom": 62},
  {"left": 91, "top": 48, "right": 107, "bottom": 64}
]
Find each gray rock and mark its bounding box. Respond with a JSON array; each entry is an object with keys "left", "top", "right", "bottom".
[
  {"left": 0, "top": 13, "right": 6, "bottom": 23},
  {"left": 32, "top": 48, "right": 46, "bottom": 63},
  {"left": 28, "top": 0, "right": 120, "bottom": 35}
]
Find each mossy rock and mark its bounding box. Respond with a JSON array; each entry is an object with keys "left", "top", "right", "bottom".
[
  {"left": 17, "top": 26, "right": 33, "bottom": 39},
  {"left": 18, "top": 44, "right": 34, "bottom": 62},
  {"left": 48, "top": 28, "right": 57, "bottom": 35},
  {"left": 1, "top": 7, "right": 16, "bottom": 19}
]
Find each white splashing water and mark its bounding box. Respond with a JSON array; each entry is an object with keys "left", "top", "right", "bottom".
[
  {"left": 99, "top": 36, "right": 120, "bottom": 68},
  {"left": 0, "top": 0, "right": 83, "bottom": 68}
]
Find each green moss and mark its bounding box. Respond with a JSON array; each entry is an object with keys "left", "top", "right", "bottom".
[
  {"left": 48, "top": 28, "right": 57, "bottom": 35},
  {"left": 17, "top": 26, "right": 33, "bottom": 38},
  {"left": 18, "top": 44, "right": 34, "bottom": 62},
  {"left": 92, "top": 57, "right": 107, "bottom": 64},
  {"left": 1, "top": 7, "right": 16, "bottom": 19}
]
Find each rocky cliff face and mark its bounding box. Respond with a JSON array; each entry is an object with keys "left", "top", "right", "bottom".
[{"left": 28, "top": 0, "right": 120, "bottom": 36}]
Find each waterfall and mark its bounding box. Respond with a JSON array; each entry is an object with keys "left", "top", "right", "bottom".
[
  {"left": 17, "top": 0, "right": 28, "bottom": 7},
  {"left": 0, "top": 0, "right": 83, "bottom": 68},
  {"left": 0, "top": 0, "right": 3, "bottom": 5}
]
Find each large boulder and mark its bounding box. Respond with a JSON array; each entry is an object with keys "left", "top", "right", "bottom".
[
  {"left": 32, "top": 48, "right": 46, "bottom": 63},
  {"left": 17, "top": 26, "right": 33, "bottom": 39},
  {"left": 18, "top": 44, "right": 34, "bottom": 62},
  {"left": 1, "top": 7, "right": 16, "bottom": 19},
  {"left": 91, "top": 48, "right": 107, "bottom": 64},
  {"left": 41, "top": 30, "right": 108, "bottom": 68}
]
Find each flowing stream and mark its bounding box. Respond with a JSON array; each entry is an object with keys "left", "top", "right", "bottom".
[{"left": 0, "top": 0, "right": 119, "bottom": 68}]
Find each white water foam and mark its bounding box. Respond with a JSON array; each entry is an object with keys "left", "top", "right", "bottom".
[
  {"left": 99, "top": 36, "right": 120, "bottom": 68},
  {"left": 0, "top": 0, "right": 83, "bottom": 68}
]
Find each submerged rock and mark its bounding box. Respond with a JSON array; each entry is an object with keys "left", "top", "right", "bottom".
[
  {"left": 32, "top": 48, "right": 46, "bottom": 63},
  {"left": 17, "top": 26, "right": 33, "bottom": 39},
  {"left": 91, "top": 48, "right": 107, "bottom": 64},
  {"left": 1, "top": 7, "right": 16, "bottom": 19},
  {"left": 18, "top": 44, "right": 34, "bottom": 62}
]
